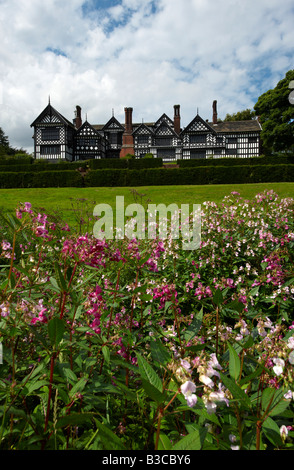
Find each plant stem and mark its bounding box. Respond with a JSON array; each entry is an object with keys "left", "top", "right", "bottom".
[
  {"left": 59, "top": 261, "right": 78, "bottom": 319},
  {"left": 106, "top": 268, "right": 121, "bottom": 340},
  {"left": 99, "top": 268, "right": 121, "bottom": 374},
  {"left": 216, "top": 306, "right": 219, "bottom": 358},
  {"left": 44, "top": 353, "right": 56, "bottom": 434},
  {"left": 126, "top": 269, "right": 139, "bottom": 388},
  {"left": 256, "top": 420, "right": 262, "bottom": 450},
  {"left": 4, "top": 231, "right": 17, "bottom": 296},
  {"left": 154, "top": 409, "right": 163, "bottom": 451}
]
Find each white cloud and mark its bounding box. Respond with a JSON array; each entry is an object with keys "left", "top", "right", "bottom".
[{"left": 0, "top": 0, "right": 293, "bottom": 152}]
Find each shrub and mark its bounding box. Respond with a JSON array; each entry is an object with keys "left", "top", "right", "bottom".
[
  {"left": 0, "top": 170, "right": 83, "bottom": 188},
  {"left": 0, "top": 190, "right": 293, "bottom": 450},
  {"left": 177, "top": 154, "right": 294, "bottom": 168}
]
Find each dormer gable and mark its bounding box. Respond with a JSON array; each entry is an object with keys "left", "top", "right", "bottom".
[
  {"left": 133, "top": 123, "right": 154, "bottom": 136},
  {"left": 102, "top": 115, "right": 125, "bottom": 132},
  {"left": 154, "top": 113, "right": 174, "bottom": 129},
  {"left": 76, "top": 120, "right": 103, "bottom": 138},
  {"left": 181, "top": 114, "right": 216, "bottom": 136},
  {"left": 30, "top": 103, "right": 75, "bottom": 128},
  {"left": 154, "top": 120, "right": 179, "bottom": 138}
]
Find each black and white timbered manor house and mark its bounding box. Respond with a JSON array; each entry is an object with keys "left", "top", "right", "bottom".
[{"left": 30, "top": 100, "right": 262, "bottom": 162}]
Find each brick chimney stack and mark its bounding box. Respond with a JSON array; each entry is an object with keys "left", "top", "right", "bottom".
[
  {"left": 124, "top": 107, "right": 133, "bottom": 133},
  {"left": 174, "top": 104, "right": 181, "bottom": 134},
  {"left": 74, "top": 105, "right": 82, "bottom": 129},
  {"left": 212, "top": 100, "right": 218, "bottom": 124},
  {"left": 120, "top": 107, "right": 134, "bottom": 158}
]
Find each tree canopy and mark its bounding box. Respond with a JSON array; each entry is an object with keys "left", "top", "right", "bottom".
[
  {"left": 224, "top": 108, "right": 256, "bottom": 121},
  {"left": 254, "top": 69, "right": 294, "bottom": 154},
  {"left": 0, "top": 126, "right": 30, "bottom": 157},
  {"left": 0, "top": 127, "right": 11, "bottom": 155}
]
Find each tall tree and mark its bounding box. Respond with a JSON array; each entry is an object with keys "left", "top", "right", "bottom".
[
  {"left": 0, "top": 127, "right": 10, "bottom": 154},
  {"left": 0, "top": 126, "right": 30, "bottom": 156},
  {"left": 224, "top": 109, "right": 256, "bottom": 121},
  {"left": 254, "top": 69, "right": 294, "bottom": 154}
]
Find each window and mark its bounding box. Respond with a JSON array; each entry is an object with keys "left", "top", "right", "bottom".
[
  {"left": 137, "top": 135, "right": 149, "bottom": 144},
  {"left": 155, "top": 137, "right": 172, "bottom": 146},
  {"left": 157, "top": 148, "right": 175, "bottom": 158},
  {"left": 248, "top": 136, "right": 258, "bottom": 143},
  {"left": 227, "top": 137, "right": 237, "bottom": 144},
  {"left": 190, "top": 150, "right": 206, "bottom": 159},
  {"left": 226, "top": 148, "right": 237, "bottom": 155},
  {"left": 40, "top": 145, "right": 61, "bottom": 155},
  {"left": 41, "top": 128, "right": 60, "bottom": 141},
  {"left": 190, "top": 134, "right": 206, "bottom": 144},
  {"left": 108, "top": 132, "right": 122, "bottom": 145}
]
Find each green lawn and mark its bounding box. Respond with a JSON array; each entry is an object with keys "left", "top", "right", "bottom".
[{"left": 0, "top": 182, "right": 293, "bottom": 229}]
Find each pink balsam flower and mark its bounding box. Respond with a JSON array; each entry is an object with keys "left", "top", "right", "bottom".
[{"left": 180, "top": 380, "right": 197, "bottom": 408}]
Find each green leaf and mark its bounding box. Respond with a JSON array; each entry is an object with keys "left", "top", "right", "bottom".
[
  {"left": 102, "top": 345, "right": 110, "bottom": 364},
  {"left": 155, "top": 432, "right": 172, "bottom": 450},
  {"left": 213, "top": 288, "right": 223, "bottom": 306},
  {"left": 48, "top": 317, "right": 65, "bottom": 348},
  {"left": 141, "top": 378, "right": 165, "bottom": 404},
  {"left": 150, "top": 339, "right": 171, "bottom": 366},
  {"left": 184, "top": 308, "right": 203, "bottom": 343},
  {"left": 225, "top": 299, "right": 245, "bottom": 313},
  {"left": 49, "top": 277, "right": 61, "bottom": 292},
  {"left": 0, "top": 279, "right": 9, "bottom": 291},
  {"left": 114, "top": 380, "right": 141, "bottom": 403},
  {"left": 249, "top": 286, "right": 260, "bottom": 297},
  {"left": 54, "top": 262, "right": 68, "bottom": 292},
  {"left": 57, "top": 363, "right": 78, "bottom": 384},
  {"left": 69, "top": 376, "right": 88, "bottom": 399},
  {"left": 227, "top": 343, "right": 241, "bottom": 382},
  {"left": 190, "top": 406, "right": 221, "bottom": 426},
  {"left": 28, "top": 324, "right": 49, "bottom": 350},
  {"left": 240, "top": 363, "right": 265, "bottom": 387},
  {"left": 220, "top": 373, "right": 252, "bottom": 409},
  {"left": 261, "top": 387, "right": 290, "bottom": 418},
  {"left": 25, "top": 380, "right": 49, "bottom": 395},
  {"left": 6, "top": 213, "right": 22, "bottom": 230},
  {"left": 172, "top": 428, "right": 207, "bottom": 450},
  {"left": 56, "top": 412, "right": 94, "bottom": 429},
  {"left": 94, "top": 419, "right": 125, "bottom": 450},
  {"left": 136, "top": 352, "right": 162, "bottom": 392},
  {"left": 262, "top": 416, "right": 283, "bottom": 446}
]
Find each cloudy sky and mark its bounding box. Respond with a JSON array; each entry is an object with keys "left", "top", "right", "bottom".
[{"left": 0, "top": 0, "right": 293, "bottom": 153}]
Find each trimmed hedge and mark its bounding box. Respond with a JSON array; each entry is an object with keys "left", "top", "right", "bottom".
[
  {"left": 0, "top": 170, "right": 83, "bottom": 188},
  {"left": 177, "top": 155, "right": 294, "bottom": 167},
  {"left": 83, "top": 164, "right": 294, "bottom": 187},
  {"left": 127, "top": 158, "right": 163, "bottom": 169},
  {"left": 0, "top": 164, "right": 294, "bottom": 188},
  {"left": 0, "top": 158, "right": 164, "bottom": 173},
  {"left": 0, "top": 156, "right": 34, "bottom": 166},
  {"left": 88, "top": 158, "right": 163, "bottom": 170}
]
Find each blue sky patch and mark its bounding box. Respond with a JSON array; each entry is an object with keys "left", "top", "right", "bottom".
[{"left": 46, "top": 47, "right": 68, "bottom": 58}]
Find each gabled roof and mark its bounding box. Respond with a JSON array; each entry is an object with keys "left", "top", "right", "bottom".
[
  {"left": 181, "top": 114, "right": 216, "bottom": 135},
  {"left": 30, "top": 103, "right": 75, "bottom": 128},
  {"left": 132, "top": 123, "right": 154, "bottom": 135},
  {"left": 154, "top": 120, "right": 180, "bottom": 138},
  {"left": 76, "top": 120, "right": 103, "bottom": 136},
  {"left": 208, "top": 120, "right": 262, "bottom": 133},
  {"left": 154, "top": 113, "right": 174, "bottom": 128},
  {"left": 101, "top": 115, "right": 125, "bottom": 131}
]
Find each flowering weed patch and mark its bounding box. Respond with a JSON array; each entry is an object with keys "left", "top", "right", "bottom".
[{"left": 0, "top": 190, "right": 293, "bottom": 450}]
